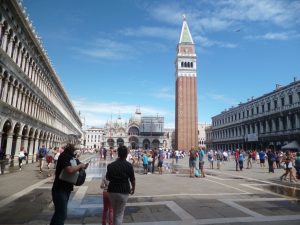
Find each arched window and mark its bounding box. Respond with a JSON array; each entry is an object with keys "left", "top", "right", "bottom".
[
  {"left": 191, "top": 62, "right": 193, "bottom": 68},
  {"left": 184, "top": 62, "right": 187, "bottom": 67},
  {"left": 181, "top": 62, "right": 184, "bottom": 67}
]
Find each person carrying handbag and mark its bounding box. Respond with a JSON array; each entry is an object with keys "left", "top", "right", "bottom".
[{"left": 50, "top": 144, "right": 89, "bottom": 225}]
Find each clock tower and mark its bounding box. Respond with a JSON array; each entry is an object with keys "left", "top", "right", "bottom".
[{"left": 175, "top": 16, "right": 198, "bottom": 151}]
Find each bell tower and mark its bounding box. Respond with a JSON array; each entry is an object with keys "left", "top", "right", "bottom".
[{"left": 175, "top": 15, "right": 198, "bottom": 150}]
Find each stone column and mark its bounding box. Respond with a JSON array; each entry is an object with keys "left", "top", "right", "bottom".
[
  {"left": 1, "top": 30, "right": 8, "bottom": 51},
  {"left": 266, "top": 121, "right": 270, "bottom": 133},
  {"left": 279, "top": 117, "right": 283, "bottom": 131},
  {"left": 271, "top": 119, "right": 276, "bottom": 132},
  {"left": 17, "top": 50, "right": 22, "bottom": 67},
  {"left": 21, "top": 54, "right": 26, "bottom": 71},
  {"left": 295, "top": 113, "right": 300, "bottom": 129},
  {"left": 18, "top": 90, "right": 24, "bottom": 111},
  {"left": 1, "top": 78, "right": 8, "bottom": 101},
  {"left": 287, "top": 115, "right": 292, "bottom": 130},
  {"left": 6, "top": 82, "right": 13, "bottom": 105},
  {"left": 7, "top": 38, "right": 14, "bottom": 57},
  {"left": 33, "top": 138, "right": 39, "bottom": 162},
  {"left": 5, "top": 133, "right": 14, "bottom": 157},
  {"left": 12, "top": 42, "right": 19, "bottom": 62},
  {"left": 259, "top": 121, "right": 264, "bottom": 133},
  {"left": 14, "top": 135, "right": 22, "bottom": 157},
  {"left": 12, "top": 85, "right": 18, "bottom": 108},
  {"left": 28, "top": 62, "right": 32, "bottom": 78}
]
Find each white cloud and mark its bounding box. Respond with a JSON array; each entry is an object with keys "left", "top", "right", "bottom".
[
  {"left": 217, "top": 0, "right": 300, "bottom": 27},
  {"left": 194, "top": 35, "right": 238, "bottom": 48},
  {"left": 121, "top": 26, "right": 178, "bottom": 40},
  {"left": 150, "top": 87, "right": 175, "bottom": 100},
  {"left": 74, "top": 38, "right": 136, "bottom": 60},
  {"left": 207, "top": 93, "right": 239, "bottom": 106},
  {"left": 246, "top": 31, "right": 300, "bottom": 40}
]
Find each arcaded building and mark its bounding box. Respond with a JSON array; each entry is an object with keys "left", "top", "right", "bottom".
[
  {"left": 209, "top": 79, "right": 300, "bottom": 151},
  {"left": 175, "top": 16, "right": 198, "bottom": 150},
  {"left": 0, "top": 0, "right": 83, "bottom": 163}
]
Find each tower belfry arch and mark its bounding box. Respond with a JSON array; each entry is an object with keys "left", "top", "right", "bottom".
[{"left": 175, "top": 16, "right": 198, "bottom": 150}]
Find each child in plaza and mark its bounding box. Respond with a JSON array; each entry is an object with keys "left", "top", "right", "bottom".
[{"left": 101, "top": 174, "right": 113, "bottom": 225}]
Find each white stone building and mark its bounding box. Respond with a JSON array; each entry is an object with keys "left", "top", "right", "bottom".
[
  {"left": 198, "top": 123, "right": 210, "bottom": 148},
  {"left": 0, "top": 0, "right": 83, "bottom": 163},
  {"left": 207, "top": 79, "right": 300, "bottom": 151}
]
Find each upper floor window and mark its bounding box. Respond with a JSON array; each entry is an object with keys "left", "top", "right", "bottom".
[
  {"left": 267, "top": 102, "right": 271, "bottom": 111},
  {"left": 251, "top": 108, "right": 254, "bottom": 115},
  {"left": 247, "top": 110, "right": 249, "bottom": 117},
  {"left": 262, "top": 105, "right": 265, "bottom": 112},
  {"left": 281, "top": 97, "right": 285, "bottom": 106},
  {"left": 274, "top": 100, "right": 277, "bottom": 109},
  {"left": 289, "top": 95, "right": 293, "bottom": 104},
  {"left": 256, "top": 106, "right": 259, "bottom": 114}
]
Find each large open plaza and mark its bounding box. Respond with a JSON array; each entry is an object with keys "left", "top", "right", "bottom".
[{"left": 0, "top": 154, "right": 299, "bottom": 225}]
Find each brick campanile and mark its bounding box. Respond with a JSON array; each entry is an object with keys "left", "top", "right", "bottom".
[{"left": 175, "top": 16, "right": 198, "bottom": 151}]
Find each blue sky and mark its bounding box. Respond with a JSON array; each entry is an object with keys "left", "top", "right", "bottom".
[{"left": 24, "top": 0, "right": 300, "bottom": 128}]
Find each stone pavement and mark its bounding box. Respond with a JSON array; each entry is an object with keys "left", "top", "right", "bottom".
[{"left": 0, "top": 154, "right": 299, "bottom": 225}]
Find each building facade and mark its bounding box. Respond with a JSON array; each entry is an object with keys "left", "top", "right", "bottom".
[
  {"left": 198, "top": 123, "right": 210, "bottom": 148},
  {"left": 175, "top": 16, "right": 198, "bottom": 150},
  {"left": 208, "top": 79, "right": 300, "bottom": 151},
  {"left": 0, "top": 0, "right": 83, "bottom": 163},
  {"left": 82, "top": 109, "right": 174, "bottom": 150}
]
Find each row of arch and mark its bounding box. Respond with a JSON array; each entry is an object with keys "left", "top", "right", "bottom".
[
  {"left": 0, "top": 65, "right": 64, "bottom": 131},
  {"left": 0, "top": 117, "right": 78, "bottom": 163},
  {"left": 106, "top": 137, "right": 161, "bottom": 150}
]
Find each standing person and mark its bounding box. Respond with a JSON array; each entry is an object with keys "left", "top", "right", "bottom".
[
  {"left": 142, "top": 151, "right": 148, "bottom": 174},
  {"left": 106, "top": 145, "right": 135, "bottom": 225},
  {"left": 157, "top": 149, "right": 164, "bottom": 175},
  {"left": 101, "top": 175, "right": 113, "bottom": 225},
  {"left": 208, "top": 150, "right": 214, "bottom": 169},
  {"left": 216, "top": 150, "right": 222, "bottom": 170},
  {"left": 198, "top": 148, "right": 206, "bottom": 178},
  {"left": 266, "top": 149, "right": 275, "bottom": 173},
  {"left": 239, "top": 150, "right": 244, "bottom": 171},
  {"left": 50, "top": 144, "right": 89, "bottom": 225},
  {"left": 151, "top": 148, "right": 157, "bottom": 174},
  {"left": 18, "top": 146, "right": 26, "bottom": 171},
  {"left": 175, "top": 150, "right": 179, "bottom": 164},
  {"left": 246, "top": 150, "right": 252, "bottom": 169},
  {"left": 0, "top": 148, "right": 6, "bottom": 175},
  {"left": 37, "top": 145, "right": 48, "bottom": 173},
  {"left": 189, "top": 146, "right": 197, "bottom": 178},
  {"left": 103, "top": 148, "right": 107, "bottom": 160},
  {"left": 294, "top": 152, "right": 300, "bottom": 179},
  {"left": 259, "top": 149, "right": 266, "bottom": 168},
  {"left": 235, "top": 149, "right": 240, "bottom": 171}
]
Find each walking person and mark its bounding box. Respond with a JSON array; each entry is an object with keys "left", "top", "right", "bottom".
[
  {"left": 208, "top": 150, "right": 214, "bottom": 169},
  {"left": 246, "top": 150, "right": 252, "bottom": 169},
  {"left": 259, "top": 149, "right": 266, "bottom": 168},
  {"left": 235, "top": 149, "right": 240, "bottom": 171},
  {"left": 101, "top": 175, "right": 113, "bottom": 225},
  {"left": 239, "top": 150, "right": 244, "bottom": 171},
  {"left": 18, "top": 146, "right": 26, "bottom": 171},
  {"left": 37, "top": 145, "right": 48, "bottom": 173},
  {"left": 106, "top": 145, "right": 135, "bottom": 225},
  {"left": 50, "top": 144, "right": 89, "bottom": 225},
  {"left": 198, "top": 148, "right": 206, "bottom": 178},
  {"left": 266, "top": 149, "right": 275, "bottom": 173},
  {"left": 157, "top": 148, "right": 164, "bottom": 175},
  {"left": 142, "top": 151, "right": 148, "bottom": 174}
]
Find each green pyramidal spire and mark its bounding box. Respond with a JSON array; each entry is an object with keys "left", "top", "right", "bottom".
[{"left": 179, "top": 15, "right": 194, "bottom": 44}]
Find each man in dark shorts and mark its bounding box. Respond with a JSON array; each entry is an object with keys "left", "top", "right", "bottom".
[{"left": 259, "top": 150, "right": 266, "bottom": 168}]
